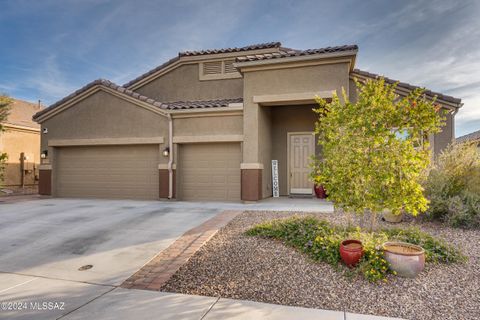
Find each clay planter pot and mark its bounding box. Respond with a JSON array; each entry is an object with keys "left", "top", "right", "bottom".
[
  {"left": 383, "top": 241, "right": 425, "bottom": 278},
  {"left": 339, "top": 239, "right": 363, "bottom": 267},
  {"left": 314, "top": 185, "right": 327, "bottom": 199},
  {"left": 382, "top": 209, "right": 403, "bottom": 223}
]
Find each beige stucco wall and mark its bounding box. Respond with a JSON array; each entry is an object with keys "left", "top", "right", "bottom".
[
  {"left": 259, "top": 106, "right": 272, "bottom": 198},
  {"left": 434, "top": 112, "right": 453, "bottom": 155},
  {"left": 243, "top": 62, "right": 350, "bottom": 197},
  {"left": 271, "top": 105, "right": 319, "bottom": 196},
  {"left": 40, "top": 89, "right": 171, "bottom": 193},
  {"left": 135, "top": 64, "right": 243, "bottom": 102},
  {"left": 41, "top": 90, "right": 169, "bottom": 151},
  {"left": 173, "top": 114, "right": 243, "bottom": 136},
  {"left": 0, "top": 128, "right": 40, "bottom": 186}
]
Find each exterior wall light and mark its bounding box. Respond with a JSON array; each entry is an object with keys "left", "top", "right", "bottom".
[
  {"left": 40, "top": 150, "right": 48, "bottom": 159},
  {"left": 162, "top": 147, "right": 170, "bottom": 157}
]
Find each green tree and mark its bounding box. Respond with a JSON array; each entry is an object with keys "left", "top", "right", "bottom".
[
  {"left": 0, "top": 94, "right": 12, "bottom": 185},
  {"left": 311, "top": 78, "right": 446, "bottom": 230}
]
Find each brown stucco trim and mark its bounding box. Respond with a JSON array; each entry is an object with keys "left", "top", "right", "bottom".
[
  {"left": 39, "top": 169, "right": 52, "bottom": 195},
  {"left": 159, "top": 169, "right": 176, "bottom": 199},
  {"left": 241, "top": 169, "right": 262, "bottom": 201}
]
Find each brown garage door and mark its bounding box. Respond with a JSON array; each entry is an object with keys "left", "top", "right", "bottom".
[
  {"left": 179, "top": 143, "right": 241, "bottom": 201},
  {"left": 55, "top": 145, "right": 159, "bottom": 199}
]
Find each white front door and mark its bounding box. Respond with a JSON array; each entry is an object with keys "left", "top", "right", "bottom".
[{"left": 289, "top": 133, "right": 315, "bottom": 194}]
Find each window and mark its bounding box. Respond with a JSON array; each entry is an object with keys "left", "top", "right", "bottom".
[
  {"left": 392, "top": 128, "right": 426, "bottom": 150},
  {"left": 199, "top": 59, "right": 241, "bottom": 80}
]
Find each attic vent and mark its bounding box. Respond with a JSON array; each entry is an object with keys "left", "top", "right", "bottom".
[
  {"left": 224, "top": 60, "right": 236, "bottom": 74},
  {"left": 199, "top": 59, "right": 241, "bottom": 80},
  {"left": 203, "top": 61, "right": 222, "bottom": 75}
]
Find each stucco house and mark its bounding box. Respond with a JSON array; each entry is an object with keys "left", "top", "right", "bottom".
[
  {"left": 1, "top": 99, "right": 42, "bottom": 187},
  {"left": 33, "top": 42, "right": 462, "bottom": 201}
]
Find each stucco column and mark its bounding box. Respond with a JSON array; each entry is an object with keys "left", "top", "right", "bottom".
[{"left": 241, "top": 101, "right": 263, "bottom": 201}]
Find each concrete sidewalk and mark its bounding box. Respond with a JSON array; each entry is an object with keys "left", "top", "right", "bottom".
[
  {"left": 59, "top": 288, "right": 404, "bottom": 320},
  {"left": 0, "top": 275, "right": 403, "bottom": 320}
]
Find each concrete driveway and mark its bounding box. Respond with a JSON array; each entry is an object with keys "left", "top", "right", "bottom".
[
  {"left": 0, "top": 198, "right": 333, "bottom": 319},
  {"left": 0, "top": 198, "right": 222, "bottom": 319}
]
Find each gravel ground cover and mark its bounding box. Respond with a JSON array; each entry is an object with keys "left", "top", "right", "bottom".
[{"left": 162, "top": 211, "right": 480, "bottom": 320}]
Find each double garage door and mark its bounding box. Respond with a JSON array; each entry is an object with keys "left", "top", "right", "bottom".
[
  {"left": 55, "top": 145, "right": 159, "bottom": 200},
  {"left": 54, "top": 143, "right": 241, "bottom": 201}
]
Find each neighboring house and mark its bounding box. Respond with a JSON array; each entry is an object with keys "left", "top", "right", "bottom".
[
  {"left": 456, "top": 129, "right": 480, "bottom": 148},
  {"left": 33, "top": 42, "right": 462, "bottom": 201},
  {"left": 1, "top": 99, "right": 42, "bottom": 187}
]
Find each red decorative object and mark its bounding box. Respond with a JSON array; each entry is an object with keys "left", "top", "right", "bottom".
[
  {"left": 314, "top": 185, "right": 327, "bottom": 199},
  {"left": 339, "top": 239, "right": 364, "bottom": 267}
]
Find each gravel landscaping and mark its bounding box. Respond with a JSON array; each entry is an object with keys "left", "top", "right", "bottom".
[{"left": 161, "top": 211, "right": 480, "bottom": 320}]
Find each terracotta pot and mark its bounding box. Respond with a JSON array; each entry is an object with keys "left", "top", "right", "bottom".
[
  {"left": 383, "top": 241, "right": 425, "bottom": 278},
  {"left": 339, "top": 239, "right": 363, "bottom": 267},
  {"left": 314, "top": 185, "right": 327, "bottom": 199}
]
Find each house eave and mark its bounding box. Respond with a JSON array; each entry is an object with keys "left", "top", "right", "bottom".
[
  {"left": 233, "top": 50, "right": 358, "bottom": 72},
  {"left": 350, "top": 73, "right": 462, "bottom": 111}
]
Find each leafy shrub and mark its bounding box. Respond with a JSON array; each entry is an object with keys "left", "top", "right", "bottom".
[
  {"left": 246, "top": 216, "right": 466, "bottom": 281},
  {"left": 311, "top": 78, "right": 445, "bottom": 232},
  {"left": 424, "top": 143, "right": 480, "bottom": 228}
]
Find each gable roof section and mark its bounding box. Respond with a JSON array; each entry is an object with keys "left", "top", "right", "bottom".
[
  {"left": 33, "top": 79, "right": 167, "bottom": 122},
  {"left": 235, "top": 44, "right": 358, "bottom": 63},
  {"left": 351, "top": 69, "right": 462, "bottom": 107},
  {"left": 124, "top": 42, "right": 283, "bottom": 89},
  {"left": 456, "top": 129, "right": 480, "bottom": 143},
  {"left": 33, "top": 79, "right": 244, "bottom": 122}
]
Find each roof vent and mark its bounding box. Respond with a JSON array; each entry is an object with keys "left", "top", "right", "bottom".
[
  {"left": 224, "top": 60, "right": 236, "bottom": 74},
  {"left": 203, "top": 61, "right": 222, "bottom": 75},
  {"left": 199, "top": 59, "right": 241, "bottom": 80}
]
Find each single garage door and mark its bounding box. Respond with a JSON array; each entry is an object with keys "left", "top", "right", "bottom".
[
  {"left": 55, "top": 145, "right": 159, "bottom": 199},
  {"left": 179, "top": 143, "right": 241, "bottom": 201}
]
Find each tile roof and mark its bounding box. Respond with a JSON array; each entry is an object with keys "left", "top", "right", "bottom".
[
  {"left": 179, "top": 42, "right": 281, "bottom": 57},
  {"left": 164, "top": 98, "right": 242, "bottom": 110},
  {"left": 33, "top": 79, "right": 243, "bottom": 121},
  {"left": 3, "top": 99, "right": 43, "bottom": 129},
  {"left": 124, "top": 42, "right": 282, "bottom": 88},
  {"left": 456, "top": 129, "right": 480, "bottom": 143},
  {"left": 351, "top": 69, "right": 462, "bottom": 105},
  {"left": 33, "top": 79, "right": 165, "bottom": 120},
  {"left": 235, "top": 44, "right": 358, "bottom": 63}
]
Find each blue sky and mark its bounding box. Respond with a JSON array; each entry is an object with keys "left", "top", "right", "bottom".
[{"left": 1, "top": 0, "right": 479, "bottom": 136}]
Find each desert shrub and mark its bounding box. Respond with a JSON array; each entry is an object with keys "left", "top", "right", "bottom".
[
  {"left": 424, "top": 143, "right": 480, "bottom": 228},
  {"left": 246, "top": 216, "right": 465, "bottom": 282}
]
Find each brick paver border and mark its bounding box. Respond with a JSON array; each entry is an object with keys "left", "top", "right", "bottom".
[{"left": 121, "top": 210, "right": 241, "bottom": 291}]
